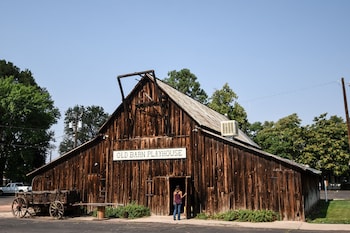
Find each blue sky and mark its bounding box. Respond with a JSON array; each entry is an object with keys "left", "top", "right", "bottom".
[{"left": 1, "top": 1, "right": 350, "bottom": 160}]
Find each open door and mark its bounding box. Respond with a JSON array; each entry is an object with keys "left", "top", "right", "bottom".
[{"left": 169, "top": 176, "right": 192, "bottom": 218}]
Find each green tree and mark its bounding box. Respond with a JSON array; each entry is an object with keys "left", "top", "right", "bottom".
[
  {"left": 208, "top": 83, "right": 250, "bottom": 134},
  {"left": 252, "top": 113, "right": 350, "bottom": 177},
  {"left": 253, "top": 114, "right": 304, "bottom": 160},
  {"left": 163, "top": 69, "right": 208, "bottom": 104},
  {"left": 247, "top": 121, "right": 268, "bottom": 140},
  {"left": 300, "top": 114, "right": 349, "bottom": 176},
  {"left": 0, "top": 60, "right": 37, "bottom": 86},
  {"left": 0, "top": 68, "right": 60, "bottom": 182},
  {"left": 59, "top": 105, "right": 109, "bottom": 154}
]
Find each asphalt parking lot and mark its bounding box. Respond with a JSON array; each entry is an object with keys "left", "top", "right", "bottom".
[{"left": 320, "top": 190, "right": 350, "bottom": 200}]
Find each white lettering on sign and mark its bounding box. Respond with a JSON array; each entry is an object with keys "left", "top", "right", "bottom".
[{"left": 113, "top": 148, "right": 186, "bottom": 161}]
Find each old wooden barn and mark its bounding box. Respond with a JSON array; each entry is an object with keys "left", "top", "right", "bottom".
[{"left": 28, "top": 70, "right": 321, "bottom": 221}]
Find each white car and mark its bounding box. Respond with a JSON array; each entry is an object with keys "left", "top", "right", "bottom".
[{"left": 0, "top": 182, "right": 32, "bottom": 195}]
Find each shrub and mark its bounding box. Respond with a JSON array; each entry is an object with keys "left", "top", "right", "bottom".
[
  {"left": 196, "top": 212, "right": 209, "bottom": 220},
  {"left": 105, "top": 206, "right": 125, "bottom": 218},
  {"left": 196, "top": 209, "right": 279, "bottom": 222},
  {"left": 91, "top": 203, "right": 150, "bottom": 219},
  {"left": 124, "top": 202, "right": 150, "bottom": 219}
]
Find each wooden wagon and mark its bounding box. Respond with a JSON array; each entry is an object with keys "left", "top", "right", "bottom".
[{"left": 12, "top": 190, "right": 80, "bottom": 219}]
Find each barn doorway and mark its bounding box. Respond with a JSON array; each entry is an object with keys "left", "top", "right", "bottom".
[{"left": 169, "top": 177, "right": 190, "bottom": 217}]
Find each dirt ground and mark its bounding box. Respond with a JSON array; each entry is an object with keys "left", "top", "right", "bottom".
[{"left": 0, "top": 195, "right": 13, "bottom": 212}]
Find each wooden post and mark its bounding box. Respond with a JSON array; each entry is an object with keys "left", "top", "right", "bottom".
[
  {"left": 97, "top": 206, "right": 105, "bottom": 219},
  {"left": 341, "top": 77, "right": 350, "bottom": 151}
]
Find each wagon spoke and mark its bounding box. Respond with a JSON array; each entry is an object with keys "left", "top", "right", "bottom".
[
  {"left": 11, "top": 197, "right": 28, "bottom": 218},
  {"left": 49, "top": 201, "right": 64, "bottom": 219}
]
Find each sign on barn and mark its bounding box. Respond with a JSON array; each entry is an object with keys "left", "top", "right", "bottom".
[{"left": 113, "top": 148, "right": 186, "bottom": 161}]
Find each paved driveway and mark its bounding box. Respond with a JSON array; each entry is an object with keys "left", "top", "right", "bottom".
[{"left": 320, "top": 190, "right": 350, "bottom": 200}]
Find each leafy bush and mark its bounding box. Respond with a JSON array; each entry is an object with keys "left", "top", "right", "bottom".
[
  {"left": 105, "top": 206, "right": 125, "bottom": 218},
  {"left": 124, "top": 202, "right": 150, "bottom": 219},
  {"left": 197, "top": 209, "right": 279, "bottom": 222},
  {"left": 92, "top": 203, "right": 150, "bottom": 219},
  {"left": 196, "top": 212, "right": 209, "bottom": 220}
]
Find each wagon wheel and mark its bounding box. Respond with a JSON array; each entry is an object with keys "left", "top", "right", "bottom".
[
  {"left": 49, "top": 201, "right": 64, "bottom": 219},
  {"left": 11, "top": 197, "right": 28, "bottom": 218}
]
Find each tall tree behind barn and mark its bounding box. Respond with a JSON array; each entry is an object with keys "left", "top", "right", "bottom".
[{"left": 27, "top": 70, "right": 321, "bottom": 221}]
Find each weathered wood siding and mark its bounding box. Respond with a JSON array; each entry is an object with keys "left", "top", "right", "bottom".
[
  {"left": 103, "top": 78, "right": 193, "bottom": 211},
  {"left": 32, "top": 139, "right": 106, "bottom": 203},
  {"left": 31, "top": 77, "right": 319, "bottom": 221},
  {"left": 194, "top": 130, "right": 309, "bottom": 220},
  {"left": 302, "top": 173, "right": 320, "bottom": 215}
]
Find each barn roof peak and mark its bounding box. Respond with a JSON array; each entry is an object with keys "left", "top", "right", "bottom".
[{"left": 116, "top": 70, "right": 259, "bottom": 148}]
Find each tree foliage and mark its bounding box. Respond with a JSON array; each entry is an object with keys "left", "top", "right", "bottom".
[
  {"left": 253, "top": 113, "right": 350, "bottom": 176},
  {"left": 0, "top": 60, "right": 37, "bottom": 86},
  {"left": 300, "top": 114, "right": 349, "bottom": 176},
  {"left": 59, "top": 105, "right": 109, "bottom": 154},
  {"left": 0, "top": 60, "right": 60, "bottom": 182},
  {"left": 163, "top": 69, "right": 208, "bottom": 104},
  {"left": 253, "top": 114, "right": 304, "bottom": 160},
  {"left": 208, "top": 83, "right": 250, "bottom": 134},
  {"left": 208, "top": 83, "right": 238, "bottom": 115}
]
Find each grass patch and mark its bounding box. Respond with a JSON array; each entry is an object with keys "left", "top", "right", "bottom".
[{"left": 307, "top": 200, "right": 350, "bottom": 224}]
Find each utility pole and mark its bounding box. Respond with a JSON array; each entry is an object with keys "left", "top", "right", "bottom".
[{"left": 341, "top": 77, "right": 350, "bottom": 151}]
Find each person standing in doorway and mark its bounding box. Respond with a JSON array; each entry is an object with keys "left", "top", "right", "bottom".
[{"left": 173, "top": 185, "right": 186, "bottom": 220}]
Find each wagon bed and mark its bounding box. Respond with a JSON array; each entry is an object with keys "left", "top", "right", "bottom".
[{"left": 12, "top": 190, "right": 80, "bottom": 219}]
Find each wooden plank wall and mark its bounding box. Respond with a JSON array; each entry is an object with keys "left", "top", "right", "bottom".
[
  {"left": 103, "top": 79, "right": 194, "bottom": 210},
  {"left": 302, "top": 173, "right": 320, "bottom": 215},
  {"left": 32, "top": 139, "right": 106, "bottom": 203},
  {"left": 195, "top": 131, "right": 308, "bottom": 220}
]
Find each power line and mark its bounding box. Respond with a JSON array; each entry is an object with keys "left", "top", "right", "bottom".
[{"left": 240, "top": 80, "right": 338, "bottom": 104}]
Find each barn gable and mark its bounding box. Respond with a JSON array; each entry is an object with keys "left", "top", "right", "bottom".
[
  {"left": 28, "top": 70, "right": 320, "bottom": 221},
  {"left": 99, "top": 71, "right": 259, "bottom": 147}
]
